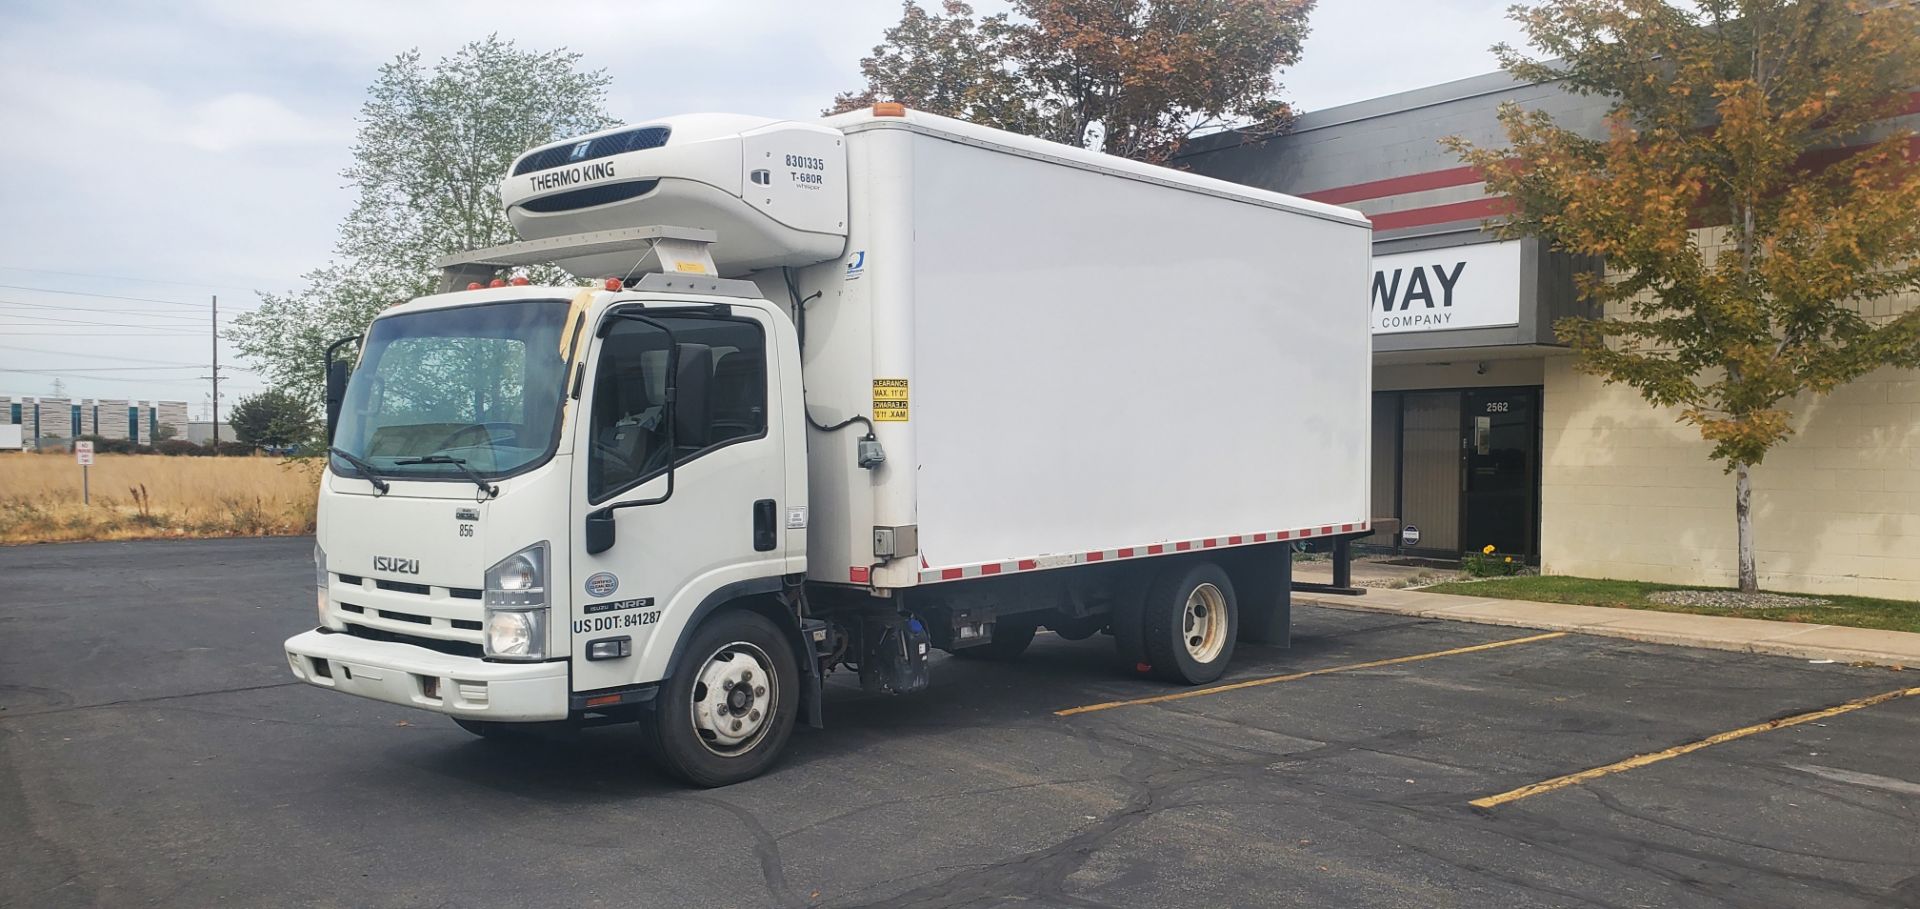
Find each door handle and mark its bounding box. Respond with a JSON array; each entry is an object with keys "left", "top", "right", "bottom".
[{"left": 753, "top": 499, "right": 777, "bottom": 552}]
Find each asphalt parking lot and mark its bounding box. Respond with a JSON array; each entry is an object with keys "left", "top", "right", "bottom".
[{"left": 4, "top": 537, "right": 1918, "bottom": 908}]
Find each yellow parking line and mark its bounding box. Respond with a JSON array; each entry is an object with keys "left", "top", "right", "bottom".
[
  {"left": 1055, "top": 632, "right": 1568, "bottom": 717},
  {"left": 1471, "top": 685, "right": 1920, "bottom": 809}
]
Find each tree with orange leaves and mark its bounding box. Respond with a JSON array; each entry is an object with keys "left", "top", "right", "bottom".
[
  {"left": 830, "top": 0, "right": 1312, "bottom": 163},
  {"left": 1449, "top": 0, "right": 1920, "bottom": 592}
]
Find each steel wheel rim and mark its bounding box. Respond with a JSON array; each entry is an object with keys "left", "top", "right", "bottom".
[
  {"left": 689, "top": 640, "right": 778, "bottom": 757},
  {"left": 1182, "top": 583, "right": 1228, "bottom": 663}
]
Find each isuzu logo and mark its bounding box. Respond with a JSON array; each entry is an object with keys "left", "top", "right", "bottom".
[{"left": 373, "top": 556, "right": 420, "bottom": 575}]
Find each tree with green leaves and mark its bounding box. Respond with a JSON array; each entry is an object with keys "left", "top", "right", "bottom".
[
  {"left": 1448, "top": 0, "right": 1920, "bottom": 592},
  {"left": 831, "top": 0, "right": 1314, "bottom": 162},
  {"left": 231, "top": 36, "right": 615, "bottom": 405},
  {"left": 229, "top": 388, "right": 318, "bottom": 449}
]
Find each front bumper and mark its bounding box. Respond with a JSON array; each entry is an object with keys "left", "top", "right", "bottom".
[{"left": 284, "top": 628, "right": 569, "bottom": 722}]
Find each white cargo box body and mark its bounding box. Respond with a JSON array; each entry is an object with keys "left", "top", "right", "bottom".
[{"left": 791, "top": 111, "right": 1374, "bottom": 589}]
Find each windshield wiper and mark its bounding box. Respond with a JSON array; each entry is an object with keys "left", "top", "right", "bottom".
[
  {"left": 328, "top": 447, "right": 392, "bottom": 495},
  {"left": 391, "top": 455, "right": 500, "bottom": 498}
]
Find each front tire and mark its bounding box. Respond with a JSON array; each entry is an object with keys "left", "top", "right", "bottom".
[
  {"left": 1141, "top": 562, "right": 1238, "bottom": 685},
  {"left": 646, "top": 610, "right": 799, "bottom": 787}
]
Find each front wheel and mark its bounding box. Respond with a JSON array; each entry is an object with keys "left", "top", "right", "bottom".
[
  {"left": 1141, "top": 562, "right": 1239, "bottom": 685},
  {"left": 645, "top": 610, "right": 799, "bottom": 787}
]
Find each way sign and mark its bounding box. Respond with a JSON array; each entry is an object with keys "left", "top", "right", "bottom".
[{"left": 74, "top": 440, "right": 94, "bottom": 466}]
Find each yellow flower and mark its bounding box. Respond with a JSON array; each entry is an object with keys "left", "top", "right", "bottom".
[
  {"left": 1504, "top": 556, "right": 1513, "bottom": 563},
  {"left": 1482, "top": 544, "right": 1496, "bottom": 554}
]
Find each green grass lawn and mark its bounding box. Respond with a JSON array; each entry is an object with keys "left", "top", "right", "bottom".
[{"left": 1421, "top": 575, "right": 1920, "bottom": 634}]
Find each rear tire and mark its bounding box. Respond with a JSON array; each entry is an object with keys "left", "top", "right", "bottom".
[
  {"left": 951, "top": 620, "right": 1037, "bottom": 660},
  {"left": 645, "top": 610, "right": 799, "bottom": 787},
  {"left": 1141, "top": 562, "right": 1238, "bottom": 684}
]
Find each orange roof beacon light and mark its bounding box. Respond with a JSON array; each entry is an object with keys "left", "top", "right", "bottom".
[
  {"left": 488, "top": 278, "right": 507, "bottom": 288},
  {"left": 604, "top": 277, "right": 623, "bottom": 291},
  {"left": 466, "top": 282, "right": 483, "bottom": 291},
  {"left": 509, "top": 275, "right": 530, "bottom": 286},
  {"left": 871, "top": 102, "right": 907, "bottom": 117}
]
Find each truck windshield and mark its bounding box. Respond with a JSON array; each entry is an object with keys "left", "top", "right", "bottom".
[{"left": 331, "top": 299, "right": 572, "bottom": 482}]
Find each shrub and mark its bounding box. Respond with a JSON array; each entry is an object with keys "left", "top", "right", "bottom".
[
  {"left": 1463, "top": 544, "right": 1523, "bottom": 578},
  {"left": 154, "top": 440, "right": 205, "bottom": 456}
]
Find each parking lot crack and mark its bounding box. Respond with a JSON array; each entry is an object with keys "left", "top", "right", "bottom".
[{"left": 683, "top": 794, "right": 804, "bottom": 909}]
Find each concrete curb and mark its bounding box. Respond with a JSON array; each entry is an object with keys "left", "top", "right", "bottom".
[{"left": 1296, "top": 587, "right": 1920, "bottom": 668}]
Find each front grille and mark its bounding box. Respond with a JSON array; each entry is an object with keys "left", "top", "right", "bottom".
[
  {"left": 517, "top": 179, "right": 659, "bottom": 213},
  {"left": 378, "top": 608, "right": 432, "bottom": 625},
  {"left": 375, "top": 579, "right": 430, "bottom": 596},
  {"left": 513, "top": 126, "right": 672, "bottom": 176},
  {"left": 343, "top": 623, "right": 484, "bottom": 658}
]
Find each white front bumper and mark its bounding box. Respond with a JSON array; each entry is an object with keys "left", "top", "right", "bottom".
[{"left": 284, "top": 629, "right": 569, "bottom": 722}]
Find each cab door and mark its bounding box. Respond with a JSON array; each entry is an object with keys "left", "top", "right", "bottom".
[{"left": 568, "top": 305, "right": 789, "bottom": 695}]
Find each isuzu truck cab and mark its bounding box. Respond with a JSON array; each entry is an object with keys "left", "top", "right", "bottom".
[{"left": 284, "top": 107, "right": 1373, "bottom": 786}]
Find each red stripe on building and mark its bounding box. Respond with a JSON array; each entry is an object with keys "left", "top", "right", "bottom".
[
  {"left": 1300, "top": 164, "right": 1485, "bottom": 205},
  {"left": 1369, "top": 196, "right": 1516, "bottom": 231}
]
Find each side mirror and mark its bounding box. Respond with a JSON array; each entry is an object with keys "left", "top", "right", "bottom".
[
  {"left": 323, "top": 334, "right": 361, "bottom": 444},
  {"left": 585, "top": 508, "right": 616, "bottom": 555},
  {"left": 324, "top": 359, "right": 350, "bottom": 443}
]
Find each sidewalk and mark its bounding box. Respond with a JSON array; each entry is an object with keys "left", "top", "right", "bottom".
[{"left": 1295, "top": 585, "right": 1920, "bottom": 668}]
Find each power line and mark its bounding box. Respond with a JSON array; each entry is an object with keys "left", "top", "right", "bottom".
[
  {"left": 0, "top": 265, "right": 268, "bottom": 293},
  {"left": 0, "top": 282, "right": 226, "bottom": 309},
  {"left": 0, "top": 344, "right": 205, "bottom": 365},
  {"left": 0, "top": 313, "right": 207, "bottom": 331},
  {"left": 0, "top": 365, "right": 205, "bottom": 373},
  {"left": 0, "top": 299, "right": 237, "bottom": 323}
]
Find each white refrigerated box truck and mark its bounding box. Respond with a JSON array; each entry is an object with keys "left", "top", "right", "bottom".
[{"left": 284, "top": 106, "right": 1372, "bottom": 786}]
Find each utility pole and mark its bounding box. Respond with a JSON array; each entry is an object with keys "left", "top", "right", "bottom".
[{"left": 202, "top": 295, "right": 223, "bottom": 455}]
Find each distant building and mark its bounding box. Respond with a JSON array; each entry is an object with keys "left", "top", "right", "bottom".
[
  {"left": 185, "top": 421, "right": 235, "bottom": 445},
  {"left": 0, "top": 395, "right": 190, "bottom": 448}
]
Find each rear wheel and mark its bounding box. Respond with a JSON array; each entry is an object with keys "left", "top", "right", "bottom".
[
  {"left": 645, "top": 610, "right": 799, "bottom": 787},
  {"left": 951, "top": 620, "right": 1037, "bottom": 660},
  {"left": 1141, "top": 562, "right": 1238, "bottom": 684}
]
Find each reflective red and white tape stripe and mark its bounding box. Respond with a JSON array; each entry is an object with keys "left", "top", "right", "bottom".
[{"left": 853, "top": 521, "right": 1370, "bottom": 586}]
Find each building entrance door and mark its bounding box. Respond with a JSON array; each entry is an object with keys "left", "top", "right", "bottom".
[{"left": 1461, "top": 388, "right": 1538, "bottom": 558}]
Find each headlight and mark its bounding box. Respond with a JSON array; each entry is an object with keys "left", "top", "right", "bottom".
[
  {"left": 495, "top": 553, "right": 538, "bottom": 591},
  {"left": 484, "top": 542, "right": 550, "bottom": 660},
  {"left": 485, "top": 609, "right": 548, "bottom": 659}
]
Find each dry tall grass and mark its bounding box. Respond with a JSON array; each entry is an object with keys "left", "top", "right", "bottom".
[{"left": 0, "top": 453, "right": 319, "bottom": 544}]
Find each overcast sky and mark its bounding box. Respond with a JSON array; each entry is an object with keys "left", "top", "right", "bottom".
[{"left": 0, "top": 0, "right": 1525, "bottom": 411}]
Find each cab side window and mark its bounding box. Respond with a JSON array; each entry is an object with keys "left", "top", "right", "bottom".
[{"left": 587, "top": 315, "right": 766, "bottom": 502}]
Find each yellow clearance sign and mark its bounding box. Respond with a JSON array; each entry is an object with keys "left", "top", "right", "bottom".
[{"left": 872, "top": 378, "right": 909, "bottom": 422}]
